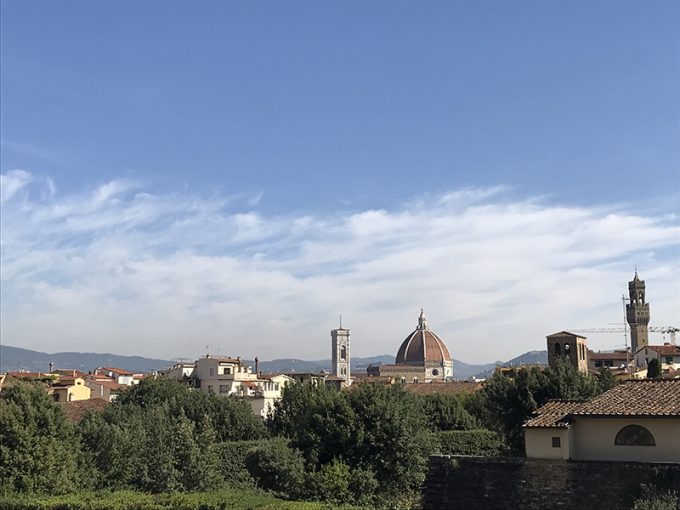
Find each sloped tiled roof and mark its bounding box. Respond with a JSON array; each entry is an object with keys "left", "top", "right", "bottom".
[
  {"left": 644, "top": 345, "right": 680, "bottom": 356},
  {"left": 571, "top": 380, "right": 680, "bottom": 417},
  {"left": 588, "top": 350, "right": 630, "bottom": 361},
  {"left": 99, "top": 367, "right": 135, "bottom": 376},
  {"left": 547, "top": 331, "right": 587, "bottom": 339},
  {"left": 524, "top": 400, "right": 586, "bottom": 428},
  {"left": 58, "top": 398, "right": 109, "bottom": 422}
]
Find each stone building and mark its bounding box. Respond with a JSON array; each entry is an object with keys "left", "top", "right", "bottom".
[
  {"left": 546, "top": 331, "right": 589, "bottom": 374},
  {"left": 368, "top": 309, "right": 453, "bottom": 382},
  {"left": 331, "top": 324, "right": 350, "bottom": 385},
  {"left": 626, "top": 271, "right": 650, "bottom": 352}
]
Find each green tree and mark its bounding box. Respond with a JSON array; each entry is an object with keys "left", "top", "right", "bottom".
[
  {"left": 345, "top": 383, "right": 432, "bottom": 492},
  {"left": 269, "top": 382, "right": 432, "bottom": 494},
  {"left": 0, "top": 382, "right": 82, "bottom": 495},
  {"left": 647, "top": 358, "right": 662, "bottom": 379},
  {"left": 268, "top": 382, "right": 359, "bottom": 466},
  {"left": 419, "top": 393, "right": 479, "bottom": 431},
  {"left": 245, "top": 439, "right": 306, "bottom": 499},
  {"left": 117, "top": 378, "right": 267, "bottom": 441},
  {"left": 477, "top": 362, "right": 612, "bottom": 452}
]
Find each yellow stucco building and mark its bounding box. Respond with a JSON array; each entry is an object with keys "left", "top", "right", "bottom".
[{"left": 524, "top": 380, "right": 680, "bottom": 463}]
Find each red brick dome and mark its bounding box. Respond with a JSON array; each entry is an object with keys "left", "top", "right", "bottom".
[{"left": 395, "top": 310, "right": 452, "bottom": 366}]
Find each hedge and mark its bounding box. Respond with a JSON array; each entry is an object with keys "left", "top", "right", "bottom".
[{"left": 433, "top": 429, "right": 507, "bottom": 456}]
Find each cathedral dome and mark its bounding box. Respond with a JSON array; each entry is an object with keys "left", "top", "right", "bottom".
[{"left": 395, "top": 309, "right": 452, "bottom": 366}]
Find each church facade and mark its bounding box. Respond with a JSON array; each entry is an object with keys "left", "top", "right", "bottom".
[{"left": 368, "top": 310, "right": 454, "bottom": 383}]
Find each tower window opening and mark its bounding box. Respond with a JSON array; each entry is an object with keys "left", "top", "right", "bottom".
[{"left": 555, "top": 343, "right": 561, "bottom": 357}]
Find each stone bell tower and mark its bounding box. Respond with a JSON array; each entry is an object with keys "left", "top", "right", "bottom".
[
  {"left": 626, "top": 271, "right": 650, "bottom": 352},
  {"left": 331, "top": 318, "right": 350, "bottom": 384}
]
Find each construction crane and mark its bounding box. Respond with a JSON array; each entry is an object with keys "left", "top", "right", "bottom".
[{"left": 569, "top": 326, "right": 678, "bottom": 346}]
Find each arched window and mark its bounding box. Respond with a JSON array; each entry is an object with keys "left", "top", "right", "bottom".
[
  {"left": 639, "top": 291, "right": 644, "bottom": 304},
  {"left": 555, "top": 343, "right": 561, "bottom": 357},
  {"left": 615, "top": 425, "right": 656, "bottom": 446},
  {"left": 340, "top": 346, "right": 347, "bottom": 361},
  {"left": 564, "top": 343, "right": 571, "bottom": 356}
]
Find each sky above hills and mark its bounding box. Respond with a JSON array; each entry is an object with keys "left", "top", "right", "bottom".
[{"left": 1, "top": 1, "right": 679, "bottom": 364}]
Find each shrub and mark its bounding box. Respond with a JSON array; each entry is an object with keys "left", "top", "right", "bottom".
[
  {"left": 632, "top": 484, "right": 679, "bottom": 510},
  {"left": 245, "top": 439, "right": 306, "bottom": 499},
  {"left": 214, "top": 439, "right": 288, "bottom": 488},
  {"left": 434, "top": 429, "right": 507, "bottom": 456},
  {"left": 305, "top": 459, "right": 352, "bottom": 504}
]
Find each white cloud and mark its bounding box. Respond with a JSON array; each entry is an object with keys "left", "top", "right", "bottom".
[
  {"left": 0, "top": 169, "right": 33, "bottom": 203},
  {"left": 1, "top": 170, "right": 679, "bottom": 364}
]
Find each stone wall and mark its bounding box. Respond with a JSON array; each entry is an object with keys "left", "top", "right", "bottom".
[{"left": 423, "top": 455, "right": 680, "bottom": 510}]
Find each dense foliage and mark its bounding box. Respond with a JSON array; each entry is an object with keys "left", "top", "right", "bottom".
[
  {"left": 434, "top": 430, "right": 507, "bottom": 456},
  {"left": 0, "top": 489, "right": 363, "bottom": 510},
  {"left": 0, "top": 382, "right": 82, "bottom": 494},
  {"left": 466, "top": 363, "right": 617, "bottom": 451},
  {"left": 0, "top": 365, "right": 617, "bottom": 508},
  {"left": 269, "top": 382, "right": 432, "bottom": 499}
]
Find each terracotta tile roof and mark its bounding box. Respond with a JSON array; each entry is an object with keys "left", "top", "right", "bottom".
[
  {"left": 571, "top": 380, "right": 680, "bottom": 417},
  {"left": 211, "top": 357, "right": 242, "bottom": 364},
  {"left": 547, "top": 331, "right": 587, "bottom": 339},
  {"left": 588, "top": 350, "right": 630, "bottom": 361},
  {"left": 89, "top": 379, "right": 123, "bottom": 391},
  {"left": 643, "top": 345, "right": 680, "bottom": 356},
  {"left": 403, "top": 381, "right": 483, "bottom": 396},
  {"left": 99, "top": 367, "right": 135, "bottom": 376},
  {"left": 58, "top": 398, "right": 109, "bottom": 422},
  {"left": 524, "top": 400, "right": 587, "bottom": 428},
  {"left": 55, "top": 369, "right": 88, "bottom": 378},
  {"left": 7, "top": 371, "right": 55, "bottom": 379}
]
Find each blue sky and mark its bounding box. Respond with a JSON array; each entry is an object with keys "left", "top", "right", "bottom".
[{"left": 1, "top": 1, "right": 679, "bottom": 363}]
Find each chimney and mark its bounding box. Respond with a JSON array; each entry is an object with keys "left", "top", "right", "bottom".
[{"left": 255, "top": 357, "right": 259, "bottom": 375}]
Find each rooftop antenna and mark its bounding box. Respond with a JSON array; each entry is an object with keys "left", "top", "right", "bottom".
[{"left": 339, "top": 314, "right": 343, "bottom": 329}]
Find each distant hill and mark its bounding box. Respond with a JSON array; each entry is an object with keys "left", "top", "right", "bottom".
[
  {"left": 1, "top": 344, "right": 546, "bottom": 380},
  {"left": 256, "top": 355, "right": 395, "bottom": 374},
  {"left": 473, "top": 350, "right": 548, "bottom": 379},
  {"left": 0, "top": 345, "right": 172, "bottom": 373}
]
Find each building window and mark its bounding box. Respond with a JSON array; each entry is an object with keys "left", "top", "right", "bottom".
[
  {"left": 413, "top": 377, "right": 419, "bottom": 383},
  {"left": 340, "top": 345, "right": 347, "bottom": 361},
  {"left": 665, "top": 357, "right": 673, "bottom": 364},
  {"left": 432, "top": 369, "right": 439, "bottom": 376},
  {"left": 554, "top": 343, "right": 561, "bottom": 357},
  {"left": 400, "top": 377, "right": 406, "bottom": 384},
  {"left": 209, "top": 368, "right": 215, "bottom": 376},
  {"left": 551, "top": 437, "right": 561, "bottom": 448},
  {"left": 223, "top": 367, "right": 231, "bottom": 375},
  {"left": 219, "top": 385, "right": 228, "bottom": 393},
  {"left": 615, "top": 425, "right": 656, "bottom": 446}
]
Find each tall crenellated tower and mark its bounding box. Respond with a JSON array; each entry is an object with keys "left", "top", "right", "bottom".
[
  {"left": 626, "top": 271, "right": 650, "bottom": 352},
  {"left": 331, "top": 320, "right": 350, "bottom": 384}
]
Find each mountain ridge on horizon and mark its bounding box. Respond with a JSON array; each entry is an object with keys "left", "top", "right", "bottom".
[{"left": 0, "top": 344, "right": 547, "bottom": 380}]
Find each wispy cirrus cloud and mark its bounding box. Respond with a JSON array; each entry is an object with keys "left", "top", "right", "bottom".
[{"left": 1, "top": 170, "right": 678, "bottom": 363}]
